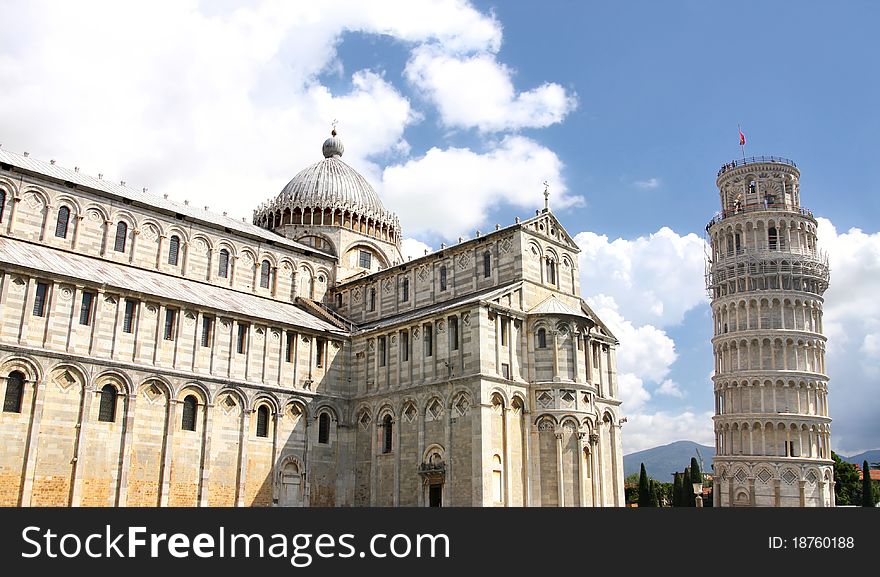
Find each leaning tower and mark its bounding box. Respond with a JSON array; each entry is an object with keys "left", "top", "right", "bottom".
[{"left": 706, "top": 156, "right": 833, "bottom": 507}]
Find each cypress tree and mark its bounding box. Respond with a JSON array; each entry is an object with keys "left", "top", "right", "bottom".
[
  {"left": 673, "top": 472, "right": 682, "bottom": 507},
  {"left": 682, "top": 466, "right": 692, "bottom": 507},
  {"left": 863, "top": 461, "right": 876, "bottom": 507},
  {"left": 650, "top": 480, "right": 660, "bottom": 507},
  {"left": 638, "top": 463, "right": 652, "bottom": 507}
]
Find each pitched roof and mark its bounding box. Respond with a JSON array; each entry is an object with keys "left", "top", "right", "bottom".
[
  {"left": 0, "top": 149, "right": 334, "bottom": 260},
  {"left": 0, "top": 237, "right": 344, "bottom": 335},
  {"left": 528, "top": 293, "right": 590, "bottom": 318}
]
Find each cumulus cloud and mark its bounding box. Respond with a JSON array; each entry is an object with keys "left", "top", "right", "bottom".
[
  {"left": 576, "top": 228, "right": 713, "bottom": 453},
  {"left": 381, "top": 135, "right": 582, "bottom": 238},
  {"left": 656, "top": 379, "right": 685, "bottom": 398},
  {"left": 405, "top": 46, "right": 577, "bottom": 131},
  {"left": 634, "top": 177, "right": 661, "bottom": 189},
  {"left": 575, "top": 227, "right": 708, "bottom": 328},
  {"left": 816, "top": 218, "right": 880, "bottom": 454},
  {"left": 0, "top": 0, "right": 504, "bottom": 220},
  {"left": 400, "top": 238, "right": 433, "bottom": 262}
]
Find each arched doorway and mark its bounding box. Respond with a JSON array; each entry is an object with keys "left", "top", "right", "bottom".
[
  {"left": 279, "top": 460, "right": 303, "bottom": 507},
  {"left": 420, "top": 445, "right": 446, "bottom": 507}
]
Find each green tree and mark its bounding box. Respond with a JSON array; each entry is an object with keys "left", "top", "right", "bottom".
[
  {"left": 672, "top": 472, "right": 682, "bottom": 507},
  {"left": 650, "top": 480, "right": 660, "bottom": 507},
  {"left": 863, "top": 461, "right": 876, "bottom": 507},
  {"left": 832, "top": 451, "right": 860, "bottom": 505},
  {"left": 638, "top": 463, "right": 652, "bottom": 507},
  {"left": 681, "top": 466, "right": 692, "bottom": 507}
]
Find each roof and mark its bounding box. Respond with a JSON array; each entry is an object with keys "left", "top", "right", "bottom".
[
  {"left": 528, "top": 293, "right": 590, "bottom": 319},
  {"left": 253, "top": 133, "right": 401, "bottom": 237},
  {"left": 0, "top": 236, "right": 344, "bottom": 335},
  {"left": 858, "top": 469, "right": 880, "bottom": 482},
  {"left": 358, "top": 281, "right": 522, "bottom": 332},
  {"left": 0, "top": 148, "right": 334, "bottom": 259}
]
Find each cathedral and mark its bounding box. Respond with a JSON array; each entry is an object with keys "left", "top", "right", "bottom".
[{"left": 0, "top": 131, "right": 625, "bottom": 507}]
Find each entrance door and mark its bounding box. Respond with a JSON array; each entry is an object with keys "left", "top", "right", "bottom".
[
  {"left": 280, "top": 462, "right": 302, "bottom": 507},
  {"left": 429, "top": 484, "right": 442, "bottom": 507}
]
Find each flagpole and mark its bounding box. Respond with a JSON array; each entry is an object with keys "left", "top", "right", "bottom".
[{"left": 738, "top": 123, "right": 746, "bottom": 160}]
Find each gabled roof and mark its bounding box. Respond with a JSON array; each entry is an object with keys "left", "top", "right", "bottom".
[
  {"left": 0, "top": 148, "right": 335, "bottom": 260},
  {"left": 518, "top": 210, "right": 580, "bottom": 251},
  {"left": 0, "top": 237, "right": 344, "bottom": 335}
]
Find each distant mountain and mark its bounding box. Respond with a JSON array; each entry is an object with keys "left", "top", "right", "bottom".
[
  {"left": 624, "top": 441, "right": 715, "bottom": 481},
  {"left": 840, "top": 449, "right": 880, "bottom": 466}
]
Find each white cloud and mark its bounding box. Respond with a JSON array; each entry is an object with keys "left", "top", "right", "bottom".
[
  {"left": 634, "top": 177, "right": 661, "bottom": 189},
  {"left": 400, "top": 238, "right": 433, "bottom": 262},
  {"left": 622, "top": 411, "right": 715, "bottom": 454},
  {"left": 816, "top": 218, "right": 880, "bottom": 454},
  {"left": 577, "top": 228, "right": 713, "bottom": 453},
  {"left": 381, "top": 135, "right": 583, "bottom": 238},
  {"left": 656, "top": 379, "right": 685, "bottom": 398},
  {"left": 405, "top": 46, "right": 577, "bottom": 131},
  {"left": 0, "top": 0, "right": 503, "bottom": 220},
  {"left": 575, "top": 227, "right": 708, "bottom": 327}
]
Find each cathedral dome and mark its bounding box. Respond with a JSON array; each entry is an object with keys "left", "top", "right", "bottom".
[{"left": 254, "top": 130, "right": 401, "bottom": 247}]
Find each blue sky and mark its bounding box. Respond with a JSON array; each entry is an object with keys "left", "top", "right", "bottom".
[{"left": 0, "top": 0, "right": 877, "bottom": 455}]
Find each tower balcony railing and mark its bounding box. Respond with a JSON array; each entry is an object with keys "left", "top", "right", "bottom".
[
  {"left": 711, "top": 243, "right": 827, "bottom": 265},
  {"left": 707, "top": 203, "right": 816, "bottom": 230},
  {"left": 717, "top": 156, "right": 797, "bottom": 177}
]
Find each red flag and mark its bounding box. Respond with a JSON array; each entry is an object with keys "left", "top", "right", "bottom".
[{"left": 739, "top": 130, "right": 746, "bottom": 146}]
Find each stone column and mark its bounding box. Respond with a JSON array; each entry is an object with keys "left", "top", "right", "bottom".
[
  {"left": 71, "top": 214, "right": 84, "bottom": 251},
  {"left": 235, "top": 405, "right": 249, "bottom": 507},
  {"left": 19, "top": 376, "right": 46, "bottom": 506},
  {"left": 577, "top": 432, "right": 587, "bottom": 507},
  {"left": 6, "top": 196, "right": 22, "bottom": 235},
  {"left": 555, "top": 431, "right": 564, "bottom": 507},
  {"left": 38, "top": 203, "right": 51, "bottom": 241},
  {"left": 116, "top": 392, "right": 137, "bottom": 506},
  {"left": 551, "top": 330, "right": 560, "bottom": 381},
  {"left": 100, "top": 219, "right": 111, "bottom": 256},
  {"left": 69, "top": 383, "right": 95, "bottom": 506},
  {"left": 158, "top": 398, "right": 178, "bottom": 507},
  {"left": 198, "top": 402, "right": 215, "bottom": 507}
]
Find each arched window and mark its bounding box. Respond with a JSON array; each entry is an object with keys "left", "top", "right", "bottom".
[
  {"left": 492, "top": 454, "right": 503, "bottom": 502},
  {"left": 218, "top": 248, "right": 230, "bottom": 278},
  {"left": 537, "top": 328, "right": 547, "bottom": 349},
  {"left": 439, "top": 265, "right": 447, "bottom": 291},
  {"left": 768, "top": 227, "right": 778, "bottom": 251},
  {"left": 55, "top": 206, "right": 70, "bottom": 238},
  {"left": 260, "top": 260, "right": 271, "bottom": 288},
  {"left": 483, "top": 251, "right": 491, "bottom": 278},
  {"left": 383, "top": 414, "right": 393, "bottom": 453},
  {"left": 256, "top": 405, "right": 269, "bottom": 438},
  {"left": 318, "top": 412, "right": 330, "bottom": 444},
  {"left": 3, "top": 371, "right": 25, "bottom": 413},
  {"left": 114, "top": 221, "right": 128, "bottom": 252},
  {"left": 547, "top": 259, "right": 557, "bottom": 285},
  {"left": 402, "top": 277, "right": 409, "bottom": 302},
  {"left": 168, "top": 235, "right": 180, "bottom": 265},
  {"left": 449, "top": 316, "right": 459, "bottom": 351},
  {"left": 0, "top": 189, "right": 5, "bottom": 222},
  {"left": 181, "top": 395, "right": 197, "bottom": 431},
  {"left": 98, "top": 384, "right": 117, "bottom": 422}
]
